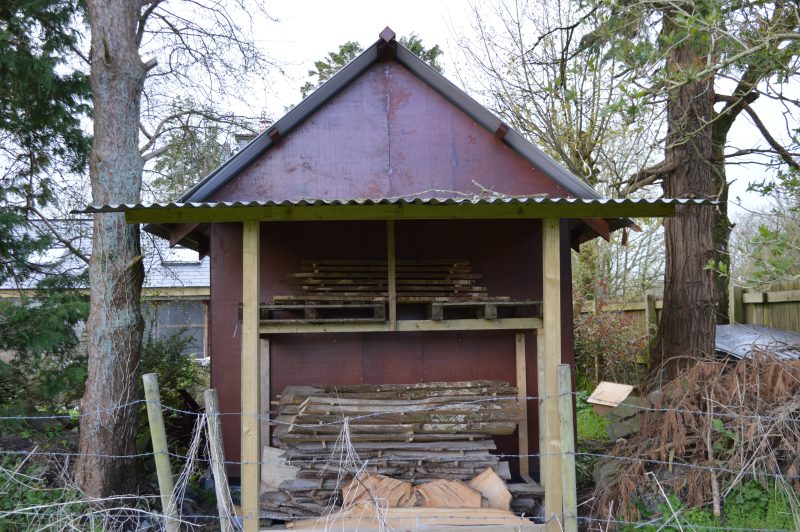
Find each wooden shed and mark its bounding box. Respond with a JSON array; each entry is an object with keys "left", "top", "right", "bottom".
[{"left": 82, "top": 28, "right": 711, "bottom": 531}]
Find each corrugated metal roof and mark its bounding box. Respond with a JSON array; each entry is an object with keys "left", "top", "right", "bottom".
[
  {"left": 177, "top": 29, "right": 603, "bottom": 203},
  {"left": 716, "top": 324, "right": 800, "bottom": 360},
  {"left": 77, "top": 196, "right": 716, "bottom": 214}
]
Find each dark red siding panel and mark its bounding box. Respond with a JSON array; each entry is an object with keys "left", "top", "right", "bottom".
[
  {"left": 271, "top": 334, "right": 365, "bottom": 393},
  {"left": 207, "top": 63, "right": 566, "bottom": 203},
  {"left": 209, "top": 223, "right": 244, "bottom": 474},
  {"left": 363, "top": 333, "right": 424, "bottom": 384},
  {"left": 209, "top": 218, "right": 573, "bottom": 480}
]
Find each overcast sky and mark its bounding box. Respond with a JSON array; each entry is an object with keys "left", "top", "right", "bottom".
[{"left": 251, "top": 1, "right": 784, "bottom": 216}]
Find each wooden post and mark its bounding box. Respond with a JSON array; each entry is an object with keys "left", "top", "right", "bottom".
[
  {"left": 729, "top": 285, "right": 744, "bottom": 324},
  {"left": 536, "top": 331, "right": 546, "bottom": 488},
  {"left": 142, "top": 373, "right": 179, "bottom": 532},
  {"left": 542, "top": 218, "right": 563, "bottom": 530},
  {"left": 643, "top": 292, "right": 659, "bottom": 364},
  {"left": 260, "top": 337, "right": 271, "bottom": 449},
  {"left": 205, "top": 389, "right": 235, "bottom": 532},
  {"left": 515, "top": 332, "right": 532, "bottom": 482},
  {"left": 241, "top": 221, "right": 261, "bottom": 532},
  {"left": 387, "top": 220, "right": 397, "bottom": 329},
  {"left": 558, "top": 364, "right": 578, "bottom": 532}
]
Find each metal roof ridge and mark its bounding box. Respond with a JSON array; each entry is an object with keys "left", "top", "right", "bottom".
[{"left": 72, "top": 197, "right": 719, "bottom": 214}]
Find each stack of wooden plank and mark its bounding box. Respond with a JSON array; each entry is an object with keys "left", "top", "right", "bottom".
[
  {"left": 279, "top": 259, "right": 501, "bottom": 303},
  {"left": 261, "top": 381, "right": 522, "bottom": 519},
  {"left": 285, "top": 469, "right": 542, "bottom": 530}
]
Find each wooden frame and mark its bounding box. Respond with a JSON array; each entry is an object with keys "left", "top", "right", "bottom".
[
  {"left": 541, "top": 218, "right": 563, "bottom": 530},
  {"left": 122, "top": 200, "right": 688, "bottom": 224},
  {"left": 259, "top": 317, "right": 542, "bottom": 334},
  {"left": 241, "top": 221, "right": 261, "bottom": 532}
]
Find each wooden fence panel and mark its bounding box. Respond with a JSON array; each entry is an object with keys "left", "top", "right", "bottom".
[{"left": 585, "top": 282, "right": 800, "bottom": 342}]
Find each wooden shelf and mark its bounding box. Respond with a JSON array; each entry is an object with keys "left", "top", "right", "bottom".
[{"left": 259, "top": 317, "right": 542, "bottom": 334}]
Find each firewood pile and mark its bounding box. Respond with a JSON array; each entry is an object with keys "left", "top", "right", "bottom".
[
  {"left": 286, "top": 469, "right": 542, "bottom": 530},
  {"left": 261, "top": 381, "right": 524, "bottom": 520}
]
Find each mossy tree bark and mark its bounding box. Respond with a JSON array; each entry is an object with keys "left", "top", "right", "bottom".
[
  {"left": 650, "top": 3, "right": 717, "bottom": 381},
  {"left": 75, "top": 0, "right": 145, "bottom": 497}
]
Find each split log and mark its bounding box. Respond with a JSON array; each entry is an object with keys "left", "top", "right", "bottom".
[
  {"left": 414, "top": 479, "right": 482, "bottom": 508},
  {"left": 468, "top": 467, "right": 512, "bottom": 511}
]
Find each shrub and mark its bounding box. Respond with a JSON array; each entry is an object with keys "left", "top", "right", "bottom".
[{"left": 573, "top": 300, "right": 647, "bottom": 392}]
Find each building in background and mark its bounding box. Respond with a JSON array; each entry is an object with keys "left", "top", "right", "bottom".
[{"left": 0, "top": 222, "right": 210, "bottom": 361}]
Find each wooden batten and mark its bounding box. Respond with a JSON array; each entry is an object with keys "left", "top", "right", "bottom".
[
  {"left": 260, "top": 337, "right": 271, "bottom": 449},
  {"left": 241, "top": 221, "right": 261, "bottom": 532},
  {"left": 387, "top": 220, "right": 397, "bottom": 328},
  {"left": 515, "top": 333, "right": 532, "bottom": 482},
  {"left": 541, "top": 218, "right": 563, "bottom": 530}
]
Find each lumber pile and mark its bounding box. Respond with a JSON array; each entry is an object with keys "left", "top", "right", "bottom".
[
  {"left": 287, "top": 469, "right": 538, "bottom": 530},
  {"left": 261, "top": 381, "right": 522, "bottom": 519},
  {"left": 279, "top": 259, "right": 503, "bottom": 303},
  {"left": 287, "top": 504, "right": 543, "bottom": 531}
]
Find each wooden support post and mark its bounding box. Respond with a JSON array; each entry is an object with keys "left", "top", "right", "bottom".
[
  {"left": 558, "top": 365, "right": 578, "bottom": 532},
  {"left": 516, "top": 333, "right": 533, "bottom": 482},
  {"left": 729, "top": 285, "right": 744, "bottom": 324},
  {"left": 241, "top": 221, "right": 261, "bottom": 532},
  {"left": 643, "top": 292, "right": 659, "bottom": 365},
  {"left": 142, "top": 373, "right": 179, "bottom": 532},
  {"left": 260, "top": 337, "right": 271, "bottom": 451},
  {"left": 542, "top": 218, "right": 563, "bottom": 530},
  {"left": 536, "top": 331, "right": 546, "bottom": 488},
  {"left": 205, "top": 389, "right": 235, "bottom": 532},
  {"left": 387, "top": 220, "right": 397, "bottom": 329}
]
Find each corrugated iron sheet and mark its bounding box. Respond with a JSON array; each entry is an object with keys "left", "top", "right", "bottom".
[
  {"left": 75, "top": 196, "right": 716, "bottom": 214},
  {"left": 716, "top": 324, "right": 800, "bottom": 360}
]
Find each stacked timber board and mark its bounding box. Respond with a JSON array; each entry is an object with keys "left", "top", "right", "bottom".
[
  {"left": 279, "top": 259, "right": 501, "bottom": 303},
  {"left": 261, "top": 381, "right": 522, "bottom": 519}
]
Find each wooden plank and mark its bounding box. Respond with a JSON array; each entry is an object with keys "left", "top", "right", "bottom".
[
  {"left": 143, "top": 373, "right": 179, "bottom": 532},
  {"left": 260, "top": 337, "right": 271, "bottom": 449},
  {"left": 558, "top": 365, "right": 577, "bottom": 532},
  {"left": 766, "top": 289, "right": 800, "bottom": 304},
  {"left": 300, "top": 259, "right": 471, "bottom": 266},
  {"left": 729, "top": 285, "right": 744, "bottom": 324},
  {"left": 415, "top": 479, "right": 483, "bottom": 508},
  {"left": 204, "top": 389, "right": 235, "bottom": 532},
  {"left": 516, "top": 333, "right": 532, "bottom": 482},
  {"left": 468, "top": 467, "right": 512, "bottom": 511},
  {"left": 287, "top": 271, "right": 483, "bottom": 280},
  {"left": 241, "top": 220, "right": 261, "bottom": 532},
  {"left": 542, "top": 218, "right": 563, "bottom": 531},
  {"left": 124, "top": 200, "right": 681, "bottom": 225},
  {"left": 742, "top": 291, "right": 768, "bottom": 304},
  {"left": 260, "top": 317, "right": 542, "bottom": 334},
  {"left": 536, "top": 331, "right": 546, "bottom": 489}
]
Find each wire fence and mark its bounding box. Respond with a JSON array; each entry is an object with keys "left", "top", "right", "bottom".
[{"left": 2, "top": 391, "right": 800, "bottom": 531}]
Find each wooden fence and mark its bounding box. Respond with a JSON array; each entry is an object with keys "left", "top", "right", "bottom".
[{"left": 587, "top": 280, "right": 800, "bottom": 337}]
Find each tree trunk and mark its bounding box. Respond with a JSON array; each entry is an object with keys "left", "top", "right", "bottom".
[
  {"left": 651, "top": 6, "right": 717, "bottom": 383},
  {"left": 76, "top": 0, "right": 145, "bottom": 497}
]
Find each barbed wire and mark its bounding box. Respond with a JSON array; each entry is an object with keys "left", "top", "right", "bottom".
[
  {"left": 6, "top": 392, "right": 800, "bottom": 425},
  {"left": 4, "top": 446, "right": 800, "bottom": 482}
]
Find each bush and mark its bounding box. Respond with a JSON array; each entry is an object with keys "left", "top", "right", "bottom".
[
  {"left": 135, "top": 331, "right": 210, "bottom": 477},
  {"left": 626, "top": 481, "right": 798, "bottom": 531},
  {"left": 573, "top": 300, "right": 647, "bottom": 392},
  {"left": 0, "top": 457, "right": 88, "bottom": 531},
  {"left": 0, "top": 281, "right": 88, "bottom": 434}
]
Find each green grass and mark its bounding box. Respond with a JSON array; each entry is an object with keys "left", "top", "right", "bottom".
[
  {"left": 576, "top": 391, "right": 611, "bottom": 442},
  {"left": 627, "top": 481, "right": 799, "bottom": 531}
]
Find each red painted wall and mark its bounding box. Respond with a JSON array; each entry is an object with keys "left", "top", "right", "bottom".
[
  {"left": 209, "top": 219, "right": 574, "bottom": 479},
  {"left": 205, "top": 57, "right": 578, "bottom": 478},
  {"left": 207, "top": 62, "right": 568, "bottom": 203}
]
